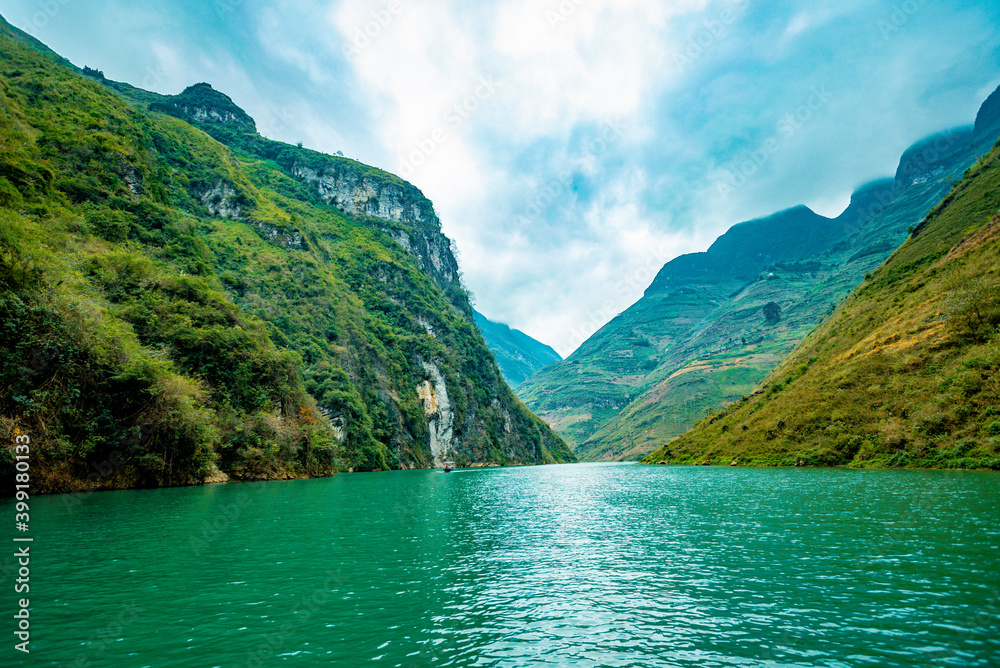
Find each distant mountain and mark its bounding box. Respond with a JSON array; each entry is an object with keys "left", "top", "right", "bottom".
[
  {"left": 519, "top": 85, "right": 1000, "bottom": 462},
  {"left": 973, "top": 84, "right": 1000, "bottom": 156},
  {"left": 473, "top": 310, "right": 561, "bottom": 387},
  {"left": 0, "top": 14, "right": 574, "bottom": 494},
  {"left": 644, "top": 133, "right": 1000, "bottom": 469}
]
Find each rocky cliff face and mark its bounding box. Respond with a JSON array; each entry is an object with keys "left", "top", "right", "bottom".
[
  {"left": 199, "top": 181, "right": 244, "bottom": 219},
  {"left": 384, "top": 227, "right": 461, "bottom": 293},
  {"left": 149, "top": 82, "right": 257, "bottom": 132},
  {"left": 288, "top": 160, "right": 463, "bottom": 296},
  {"left": 148, "top": 84, "right": 465, "bottom": 302},
  {"left": 416, "top": 360, "right": 454, "bottom": 465},
  {"left": 292, "top": 163, "right": 426, "bottom": 224}
]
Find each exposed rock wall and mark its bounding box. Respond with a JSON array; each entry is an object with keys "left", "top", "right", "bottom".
[
  {"left": 176, "top": 104, "right": 244, "bottom": 125},
  {"left": 291, "top": 162, "right": 462, "bottom": 295},
  {"left": 199, "top": 181, "right": 242, "bottom": 219},
  {"left": 384, "top": 228, "right": 459, "bottom": 291},
  {"left": 416, "top": 360, "right": 454, "bottom": 465},
  {"left": 292, "top": 164, "right": 426, "bottom": 225}
]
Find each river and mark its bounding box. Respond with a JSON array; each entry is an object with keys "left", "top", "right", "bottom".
[{"left": 7, "top": 463, "right": 1000, "bottom": 666}]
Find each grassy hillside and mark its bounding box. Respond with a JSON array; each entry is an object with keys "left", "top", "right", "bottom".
[
  {"left": 521, "top": 110, "right": 992, "bottom": 461},
  {"left": 0, "top": 17, "right": 573, "bottom": 494},
  {"left": 580, "top": 159, "right": 975, "bottom": 461},
  {"left": 473, "top": 310, "right": 561, "bottom": 387},
  {"left": 643, "top": 141, "right": 1000, "bottom": 469}
]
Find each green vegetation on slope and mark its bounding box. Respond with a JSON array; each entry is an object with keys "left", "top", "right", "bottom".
[
  {"left": 0, "top": 18, "right": 573, "bottom": 494},
  {"left": 581, "top": 153, "right": 977, "bottom": 461},
  {"left": 643, "top": 142, "right": 1000, "bottom": 470},
  {"left": 521, "top": 113, "right": 992, "bottom": 462}
]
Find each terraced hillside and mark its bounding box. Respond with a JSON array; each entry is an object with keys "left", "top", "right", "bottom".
[
  {"left": 643, "top": 138, "right": 1000, "bottom": 469},
  {"left": 520, "top": 88, "right": 999, "bottom": 461}
]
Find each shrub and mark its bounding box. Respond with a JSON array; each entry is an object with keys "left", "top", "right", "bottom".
[
  {"left": 763, "top": 301, "right": 782, "bottom": 325},
  {"left": 954, "top": 439, "right": 978, "bottom": 456},
  {"left": 944, "top": 279, "right": 1000, "bottom": 340},
  {"left": 915, "top": 408, "right": 950, "bottom": 436},
  {"left": 952, "top": 370, "right": 983, "bottom": 398},
  {"left": 86, "top": 208, "right": 136, "bottom": 242},
  {"left": 0, "top": 177, "right": 24, "bottom": 209}
]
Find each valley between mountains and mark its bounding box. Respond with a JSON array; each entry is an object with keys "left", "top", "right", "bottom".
[{"left": 2, "top": 11, "right": 999, "bottom": 498}]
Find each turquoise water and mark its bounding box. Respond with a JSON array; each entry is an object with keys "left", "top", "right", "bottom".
[{"left": 5, "top": 463, "right": 1000, "bottom": 666}]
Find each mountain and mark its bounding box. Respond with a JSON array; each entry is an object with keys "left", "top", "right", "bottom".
[
  {"left": 473, "top": 310, "right": 561, "bottom": 387},
  {"left": 642, "top": 135, "right": 1000, "bottom": 469},
  {"left": 973, "top": 84, "right": 1000, "bottom": 157},
  {"left": 0, "top": 15, "right": 574, "bottom": 494},
  {"left": 520, "top": 88, "right": 999, "bottom": 462}
]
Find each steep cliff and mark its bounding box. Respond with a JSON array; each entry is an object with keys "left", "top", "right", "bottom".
[
  {"left": 0, "top": 16, "right": 574, "bottom": 494},
  {"left": 146, "top": 82, "right": 467, "bottom": 307}
]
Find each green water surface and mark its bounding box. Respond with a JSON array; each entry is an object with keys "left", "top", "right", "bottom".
[{"left": 4, "top": 463, "right": 999, "bottom": 667}]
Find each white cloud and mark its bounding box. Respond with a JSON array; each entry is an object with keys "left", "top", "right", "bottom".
[
  {"left": 322, "top": 0, "right": 725, "bottom": 353},
  {"left": 147, "top": 40, "right": 184, "bottom": 93},
  {"left": 9, "top": 0, "right": 998, "bottom": 356},
  {"left": 805, "top": 191, "right": 854, "bottom": 219},
  {"left": 256, "top": 14, "right": 335, "bottom": 85}
]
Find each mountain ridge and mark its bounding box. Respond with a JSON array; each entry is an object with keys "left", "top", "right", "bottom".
[
  {"left": 642, "top": 135, "right": 1000, "bottom": 469},
  {"left": 520, "top": 85, "right": 999, "bottom": 461}
]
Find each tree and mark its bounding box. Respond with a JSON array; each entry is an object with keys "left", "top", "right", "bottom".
[
  {"left": 945, "top": 279, "right": 1000, "bottom": 340},
  {"left": 763, "top": 301, "right": 782, "bottom": 325}
]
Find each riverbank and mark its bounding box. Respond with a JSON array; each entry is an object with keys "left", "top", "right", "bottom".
[{"left": 643, "top": 452, "right": 1000, "bottom": 470}]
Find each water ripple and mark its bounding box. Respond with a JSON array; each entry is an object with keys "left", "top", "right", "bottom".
[{"left": 11, "top": 464, "right": 1000, "bottom": 666}]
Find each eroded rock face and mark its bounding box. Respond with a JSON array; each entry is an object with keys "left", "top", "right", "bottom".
[
  {"left": 416, "top": 360, "right": 454, "bottom": 465},
  {"left": 292, "top": 164, "right": 426, "bottom": 224},
  {"left": 200, "top": 181, "right": 242, "bottom": 219},
  {"left": 385, "top": 228, "right": 459, "bottom": 289},
  {"left": 251, "top": 220, "right": 304, "bottom": 249},
  {"left": 292, "top": 162, "right": 462, "bottom": 295},
  {"left": 151, "top": 83, "right": 258, "bottom": 132},
  {"left": 121, "top": 162, "right": 143, "bottom": 196},
  {"left": 176, "top": 104, "right": 244, "bottom": 125},
  {"left": 202, "top": 463, "right": 230, "bottom": 484}
]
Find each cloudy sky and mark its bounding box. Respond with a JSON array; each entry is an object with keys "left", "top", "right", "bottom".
[{"left": 6, "top": 0, "right": 1000, "bottom": 355}]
